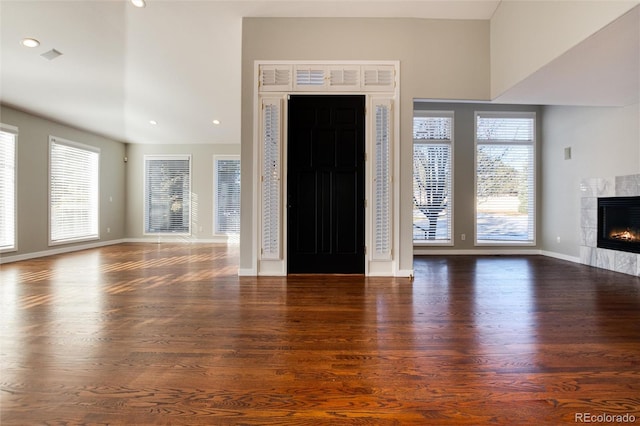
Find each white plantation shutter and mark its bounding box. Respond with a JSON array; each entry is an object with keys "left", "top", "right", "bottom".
[
  {"left": 373, "top": 99, "right": 392, "bottom": 259},
  {"left": 49, "top": 136, "right": 100, "bottom": 244},
  {"left": 259, "top": 65, "right": 292, "bottom": 91},
  {"left": 0, "top": 126, "right": 17, "bottom": 252},
  {"left": 294, "top": 66, "right": 326, "bottom": 90},
  {"left": 214, "top": 157, "right": 240, "bottom": 235},
  {"left": 362, "top": 65, "right": 395, "bottom": 91},
  {"left": 413, "top": 111, "right": 453, "bottom": 243},
  {"left": 328, "top": 66, "right": 360, "bottom": 91},
  {"left": 475, "top": 112, "right": 535, "bottom": 244},
  {"left": 261, "top": 98, "right": 282, "bottom": 259},
  {"left": 144, "top": 155, "right": 191, "bottom": 234}
]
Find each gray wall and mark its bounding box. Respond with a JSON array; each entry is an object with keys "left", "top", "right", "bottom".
[
  {"left": 125, "top": 143, "right": 240, "bottom": 239},
  {"left": 541, "top": 103, "right": 640, "bottom": 259},
  {"left": 240, "top": 17, "right": 491, "bottom": 273},
  {"left": 414, "top": 102, "right": 542, "bottom": 251},
  {"left": 0, "top": 105, "right": 126, "bottom": 258}
]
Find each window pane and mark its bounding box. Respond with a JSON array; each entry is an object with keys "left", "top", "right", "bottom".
[
  {"left": 413, "top": 144, "right": 452, "bottom": 242},
  {"left": 374, "top": 102, "right": 391, "bottom": 256},
  {"left": 413, "top": 111, "right": 453, "bottom": 244},
  {"left": 145, "top": 157, "right": 191, "bottom": 234},
  {"left": 476, "top": 115, "right": 534, "bottom": 142},
  {"left": 476, "top": 114, "right": 535, "bottom": 244},
  {"left": 413, "top": 116, "right": 451, "bottom": 141},
  {"left": 50, "top": 137, "right": 100, "bottom": 243},
  {"left": 215, "top": 158, "right": 240, "bottom": 234},
  {"left": 0, "top": 129, "right": 16, "bottom": 251}
]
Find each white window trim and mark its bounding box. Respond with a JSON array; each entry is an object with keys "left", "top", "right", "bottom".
[
  {"left": 48, "top": 135, "right": 101, "bottom": 246},
  {"left": 474, "top": 111, "right": 536, "bottom": 246},
  {"left": 412, "top": 110, "right": 455, "bottom": 247},
  {"left": 213, "top": 155, "right": 240, "bottom": 237},
  {"left": 0, "top": 123, "right": 18, "bottom": 253},
  {"left": 143, "top": 154, "right": 192, "bottom": 236}
]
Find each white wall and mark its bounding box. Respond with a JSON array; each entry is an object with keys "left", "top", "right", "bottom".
[
  {"left": 491, "top": 0, "right": 638, "bottom": 99},
  {"left": 125, "top": 143, "right": 240, "bottom": 240},
  {"left": 240, "top": 17, "right": 490, "bottom": 274},
  {"left": 0, "top": 105, "right": 126, "bottom": 261},
  {"left": 541, "top": 104, "right": 640, "bottom": 259}
]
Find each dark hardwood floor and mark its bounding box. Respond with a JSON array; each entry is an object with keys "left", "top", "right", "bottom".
[{"left": 1, "top": 243, "right": 639, "bottom": 425}]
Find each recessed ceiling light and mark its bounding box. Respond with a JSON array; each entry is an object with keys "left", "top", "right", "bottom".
[
  {"left": 22, "top": 38, "right": 40, "bottom": 48},
  {"left": 149, "top": 120, "right": 157, "bottom": 125},
  {"left": 131, "top": 0, "right": 146, "bottom": 7},
  {"left": 212, "top": 119, "right": 221, "bottom": 125}
]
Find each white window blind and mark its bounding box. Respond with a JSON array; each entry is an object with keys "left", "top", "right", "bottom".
[
  {"left": 261, "top": 98, "right": 281, "bottom": 259},
  {"left": 144, "top": 155, "right": 191, "bottom": 234},
  {"left": 49, "top": 136, "right": 100, "bottom": 244},
  {"left": 413, "top": 111, "right": 453, "bottom": 244},
  {"left": 295, "top": 67, "right": 325, "bottom": 88},
  {"left": 214, "top": 157, "right": 240, "bottom": 235},
  {"left": 373, "top": 100, "right": 392, "bottom": 259},
  {"left": 475, "top": 112, "right": 535, "bottom": 244},
  {"left": 0, "top": 126, "right": 17, "bottom": 252}
]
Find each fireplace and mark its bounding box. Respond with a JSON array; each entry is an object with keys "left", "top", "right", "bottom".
[{"left": 598, "top": 196, "right": 640, "bottom": 254}]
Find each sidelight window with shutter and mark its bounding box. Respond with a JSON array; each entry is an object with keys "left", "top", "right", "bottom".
[
  {"left": 0, "top": 125, "right": 17, "bottom": 252},
  {"left": 260, "top": 98, "right": 282, "bottom": 260},
  {"left": 49, "top": 136, "right": 100, "bottom": 245},
  {"left": 413, "top": 111, "right": 453, "bottom": 244},
  {"left": 372, "top": 99, "right": 392, "bottom": 259},
  {"left": 475, "top": 112, "right": 536, "bottom": 245}
]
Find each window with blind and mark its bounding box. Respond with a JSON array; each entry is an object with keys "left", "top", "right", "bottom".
[
  {"left": 475, "top": 112, "right": 536, "bottom": 244},
  {"left": 49, "top": 136, "right": 100, "bottom": 245},
  {"left": 373, "top": 99, "right": 392, "bottom": 259},
  {"left": 261, "top": 98, "right": 281, "bottom": 259},
  {"left": 144, "top": 155, "right": 191, "bottom": 234},
  {"left": 0, "top": 125, "right": 17, "bottom": 252},
  {"left": 214, "top": 156, "right": 240, "bottom": 235},
  {"left": 413, "top": 111, "right": 453, "bottom": 244}
]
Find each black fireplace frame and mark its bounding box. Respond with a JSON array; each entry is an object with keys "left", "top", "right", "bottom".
[{"left": 597, "top": 196, "right": 640, "bottom": 254}]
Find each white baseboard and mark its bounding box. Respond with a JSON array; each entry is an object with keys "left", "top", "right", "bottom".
[
  {"left": 395, "top": 269, "right": 415, "bottom": 278},
  {"left": 238, "top": 268, "right": 258, "bottom": 276},
  {"left": 414, "top": 248, "right": 542, "bottom": 256},
  {"left": 540, "top": 250, "right": 581, "bottom": 264},
  {"left": 124, "top": 236, "right": 231, "bottom": 244},
  {"left": 0, "top": 239, "right": 127, "bottom": 264}
]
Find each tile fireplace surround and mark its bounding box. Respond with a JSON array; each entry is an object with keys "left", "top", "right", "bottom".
[{"left": 580, "top": 173, "right": 640, "bottom": 276}]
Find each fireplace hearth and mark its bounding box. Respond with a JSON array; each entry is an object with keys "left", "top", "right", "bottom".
[{"left": 598, "top": 196, "right": 640, "bottom": 254}]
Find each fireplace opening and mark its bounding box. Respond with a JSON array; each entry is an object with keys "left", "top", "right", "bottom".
[{"left": 598, "top": 196, "right": 640, "bottom": 254}]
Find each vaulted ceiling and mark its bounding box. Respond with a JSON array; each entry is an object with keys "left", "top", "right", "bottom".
[{"left": 1, "top": 1, "right": 637, "bottom": 145}]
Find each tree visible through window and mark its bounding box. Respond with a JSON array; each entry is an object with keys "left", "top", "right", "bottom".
[
  {"left": 475, "top": 112, "right": 535, "bottom": 244},
  {"left": 413, "top": 111, "right": 453, "bottom": 244},
  {"left": 144, "top": 156, "right": 191, "bottom": 234}
]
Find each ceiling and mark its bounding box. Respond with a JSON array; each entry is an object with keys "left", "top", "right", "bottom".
[{"left": 0, "top": 0, "right": 638, "bottom": 145}]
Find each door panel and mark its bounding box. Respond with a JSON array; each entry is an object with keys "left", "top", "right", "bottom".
[{"left": 287, "top": 95, "right": 365, "bottom": 274}]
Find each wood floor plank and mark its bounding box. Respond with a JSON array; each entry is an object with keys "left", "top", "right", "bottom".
[{"left": 1, "top": 244, "right": 640, "bottom": 424}]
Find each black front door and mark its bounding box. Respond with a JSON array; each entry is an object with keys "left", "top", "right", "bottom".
[{"left": 287, "top": 95, "right": 365, "bottom": 274}]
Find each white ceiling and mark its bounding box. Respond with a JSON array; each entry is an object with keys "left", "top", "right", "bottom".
[
  {"left": 1, "top": 0, "right": 638, "bottom": 145},
  {"left": 493, "top": 5, "right": 640, "bottom": 107}
]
